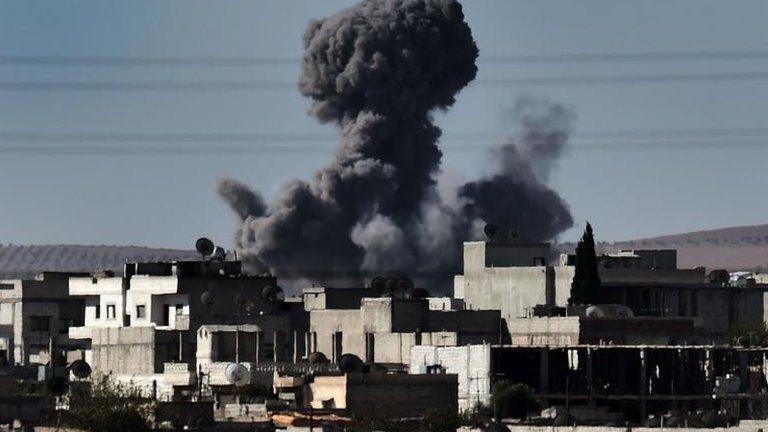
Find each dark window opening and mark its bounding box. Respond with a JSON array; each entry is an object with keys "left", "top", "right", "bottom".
[
  {"left": 29, "top": 316, "right": 50, "bottom": 332},
  {"left": 136, "top": 305, "right": 146, "bottom": 319},
  {"left": 364, "top": 333, "right": 375, "bottom": 363},
  {"left": 106, "top": 304, "right": 116, "bottom": 320},
  {"left": 679, "top": 291, "right": 688, "bottom": 317}
]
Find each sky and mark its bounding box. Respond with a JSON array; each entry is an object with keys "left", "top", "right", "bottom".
[{"left": 1, "top": 0, "right": 767, "bottom": 249}]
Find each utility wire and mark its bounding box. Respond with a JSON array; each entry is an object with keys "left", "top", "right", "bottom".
[
  {"left": 3, "top": 127, "right": 768, "bottom": 143},
  {"left": 3, "top": 71, "right": 768, "bottom": 91},
  {"left": 1, "top": 138, "right": 768, "bottom": 156},
  {"left": 5, "top": 50, "right": 768, "bottom": 66}
]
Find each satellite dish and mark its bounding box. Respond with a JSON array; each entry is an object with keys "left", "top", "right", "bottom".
[
  {"left": 381, "top": 277, "right": 398, "bottom": 297},
  {"left": 200, "top": 291, "right": 214, "bottom": 309},
  {"left": 338, "top": 353, "right": 365, "bottom": 373},
  {"left": 398, "top": 276, "right": 414, "bottom": 291},
  {"left": 69, "top": 359, "right": 92, "bottom": 379},
  {"left": 307, "top": 352, "right": 329, "bottom": 364},
  {"left": 195, "top": 238, "right": 215, "bottom": 257},
  {"left": 224, "top": 363, "right": 249, "bottom": 386},
  {"left": 483, "top": 223, "right": 497, "bottom": 240},
  {"left": 370, "top": 277, "right": 386, "bottom": 292},
  {"left": 210, "top": 246, "right": 227, "bottom": 261}
]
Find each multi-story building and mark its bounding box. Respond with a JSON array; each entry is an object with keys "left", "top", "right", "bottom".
[
  {"left": 454, "top": 240, "right": 766, "bottom": 343},
  {"left": 67, "top": 259, "right": 300, "bottom": 398},
  {"left": 303, "top": 284, "right": 501, "bottom": 366},
  {"left": 0, "top": 272, "right": 87, "bottom": 366}
]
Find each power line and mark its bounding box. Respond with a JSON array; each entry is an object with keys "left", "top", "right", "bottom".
[
  {"left": 3, "top": 70, "right": 768, "bottom": 92},
  {"left": 1, "top": 138, "right": 767, "bottom": 156},
  {"left": 2, "top": 127, "right": 768, "bottom": 143},
  {"left": 0, "top": 55, "right": 298, "bottom": 67},
  {"left": 5, "top": 49, "right": 768, "bottom": 66},
  {"left": 480, "top": 49, "right": 768, "bottom": 64}
]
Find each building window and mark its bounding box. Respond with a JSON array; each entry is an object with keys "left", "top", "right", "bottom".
[
  {"left": 332, "top": 331, "right": 343, "bottom": 363},
  {"left": 95, "top": 304, "right": 101, "bottom": 319},
  {"left": 364, "top": 332, "right": 375, "bottom": 363},
  {"left": 106, "top": 304, "right": 116, "bottom": 320},
  {"left": 136, "top": 305, "right": 146, "bottom": 319},
  {"left": 29, "top": 316, "right": 50, "bottom": 332}
]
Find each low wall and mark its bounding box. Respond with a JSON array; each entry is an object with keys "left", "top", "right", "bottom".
[{"left": 459, "top": 423, "right": 768, "bottom": 432}]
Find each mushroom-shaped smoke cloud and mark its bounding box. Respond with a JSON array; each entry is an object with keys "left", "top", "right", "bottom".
[{"left": 218, "top": 0, "right": 574, "bottom": 289}]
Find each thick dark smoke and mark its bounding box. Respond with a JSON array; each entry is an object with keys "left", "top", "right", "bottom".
[
  {"left": 214, "top": 178, "right": 266, "bottom": 221},
  {"left": 217, "top": 0, "right": 574, "bottom": 289},
  {"left": 458, "top": 96, "right": 575, "bottom": 242}
]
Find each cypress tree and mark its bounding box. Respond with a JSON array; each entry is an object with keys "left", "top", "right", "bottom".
[{"left": 569, "top": 222, "right": 601, "bottom": 305}]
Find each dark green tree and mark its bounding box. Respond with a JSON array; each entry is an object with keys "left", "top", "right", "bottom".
[
  {"left": 569, "top": 222, "right": 601, "bottom": 305},
  {"left": 61, "top": 376, "right": 154, "bottom": 432},
  {"left": 491, "top": 381, "right": 540, "bottom": 419}
]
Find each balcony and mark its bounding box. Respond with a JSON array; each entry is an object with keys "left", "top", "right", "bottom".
[{"left": 163, "top": 362, "right": 195, "bottom": 386}]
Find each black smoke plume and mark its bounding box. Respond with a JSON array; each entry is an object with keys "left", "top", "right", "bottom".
[{"left": 218, "top": 0, "right": 574, "bottom": 289}]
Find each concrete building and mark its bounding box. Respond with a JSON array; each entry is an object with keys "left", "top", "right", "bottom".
[
  {"left": 413, "top": 343, "right": 768, "bottom": 421},
  {"left": 273, "top": 370, "right": 458, "bottom": 421},
  {"left": 0, "top": 272, "right": 87, "bottom": 366},
  {"left": 67, "top": 260, "right": 302, "bottom": 398},
  {"left": 410, "top": 344, "right": 492, "bottom": 411},
  {"left": 304, "top": 285, "right": 501, "bottom": 365},
  {"left": 454, "top": 240, "right": 766, "bottom": 343}
]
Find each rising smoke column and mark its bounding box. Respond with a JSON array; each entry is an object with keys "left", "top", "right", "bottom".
[
  {"left": 457, "top": 96, "right": 575, "bottom": 242},
  {"left": 218, "top": 0, "right": 575, "bottom": 287},
  {"left": 218, "top": 0, "right": 479, "bottom": 278}
]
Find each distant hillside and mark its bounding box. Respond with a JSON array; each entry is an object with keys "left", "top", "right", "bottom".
[
  {"left": 560, "top": 224, "right": 768, "bottom": 272},
  {"left": 0, "top": 244, "right": 199, "bottom": 279}
]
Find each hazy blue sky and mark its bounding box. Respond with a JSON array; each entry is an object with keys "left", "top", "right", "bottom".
[{"left": 1, "top": 0, "right": 767, "bottom": 249}]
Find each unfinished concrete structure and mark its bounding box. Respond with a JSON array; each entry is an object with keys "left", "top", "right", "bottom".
[
  {"left": 0, "top": 272, "right": 87, "bottom": 366},
  {"left": 304, "top": 285, "right": 500, "bottom": 365},
  {"left": 414, "top": 343, "right": 768, "bottom": 421}
]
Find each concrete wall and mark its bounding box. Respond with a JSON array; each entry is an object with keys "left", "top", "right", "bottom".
[
  {"left": 507, "top": 317, "right": 580, "bottom": 347},
  {"left": 460, "top": 266, "right": 550, "bottom": 322},
  {"left": 410, "top": 344, "right": 491, "bottom": 411},
  {"left": 308, "top": 373, "right": 458, "bottom": 418},
  {"left": 89, "top": 326, "right": 157, "bottom": 375},
  {"left": 307, "top": 374, "right": 348, "bottom": 409},
  {"left": 345, "top": 372, "right": 458, "bottom": 418},
  {"left": 428, "top": 297, "right": 465, "bottom": 311},
  {"left": 463, "top": 241, "right": 551, "bottom": 270},
  {"left": 309, "top": 309, "right": 363, "bottom": 360}
]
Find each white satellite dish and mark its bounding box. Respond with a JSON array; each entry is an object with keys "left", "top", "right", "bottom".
[{"left": 225, "top": 362, "right": 249, "bottom": 386}]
